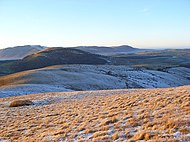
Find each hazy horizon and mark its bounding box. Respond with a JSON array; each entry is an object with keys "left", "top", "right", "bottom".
[
  {"left": 0, "top": 0, "right": 190, "bottom": 49},
  {"left": 0, "top": 44, "right": 190, "bottom": 50}
]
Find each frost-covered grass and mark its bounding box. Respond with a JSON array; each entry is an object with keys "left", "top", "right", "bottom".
[
  {"left": 0, "top": 84, "right": 71, "bottom": 98},
  {"left": 0, "top": 65, "right": 190, "bottom": 98},
  {"left": 0, "top": 86, "right": 189, "bottom": 141}
]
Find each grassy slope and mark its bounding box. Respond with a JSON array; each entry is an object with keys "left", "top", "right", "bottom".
[
  {"left": 0, "top": 65, "right": 189, "bottom": 91},
  {"left": 0, "top": 86, "right": 189, "bottom": 141}
]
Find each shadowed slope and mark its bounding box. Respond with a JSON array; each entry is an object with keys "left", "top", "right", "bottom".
[{"left": 1, "top": 47, "right": 108, "bottom": 74}]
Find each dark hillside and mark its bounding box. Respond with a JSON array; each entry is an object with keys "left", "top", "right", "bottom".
[{"left": 0, "top": 47, "right": 108, "bottom": 74}]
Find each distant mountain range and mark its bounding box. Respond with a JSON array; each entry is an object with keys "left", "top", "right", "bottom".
[
  {"left": 0, "top": 45, "right": 189, "bottom": 76},
  {"left": 0, "top": 45, "right": 46, "bottom": 60},
  {"left": 74, "top": 45, "right": 147, "bottom": 55},
  {"left": 0, "top": 45, "right": 146, "bottom": 60}
]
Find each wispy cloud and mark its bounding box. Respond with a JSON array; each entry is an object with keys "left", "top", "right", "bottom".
[{"left": 141, "top": 8, "right": 150, "bottom": 15}]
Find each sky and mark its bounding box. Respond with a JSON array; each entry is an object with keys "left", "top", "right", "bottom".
[{"left": 0, "top": 0, "right": 190, "bottom": 49}]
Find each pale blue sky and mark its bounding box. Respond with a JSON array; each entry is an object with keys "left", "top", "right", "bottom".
[{"left": 0, "top": 0, "right": 190, "bottom": 49}]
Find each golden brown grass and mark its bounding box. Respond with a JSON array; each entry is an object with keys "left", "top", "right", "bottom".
[
  {"left": 0, "top": 70, "right": 34, "bottom": 86},
  {"left": 0, "top": 85, "right": 189, "bottom": 141}
]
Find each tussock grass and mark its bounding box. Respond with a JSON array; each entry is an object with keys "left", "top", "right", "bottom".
[
  {"left": 9, "top": 99, "right": 33, "bottom": 107},
  {"left": 0, "top": 85, "right": 189, "bottom": 141}
]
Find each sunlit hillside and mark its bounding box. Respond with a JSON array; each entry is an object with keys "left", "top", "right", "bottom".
[{"left": 0, "top": 86, "right": 189, "bottom": 141}]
